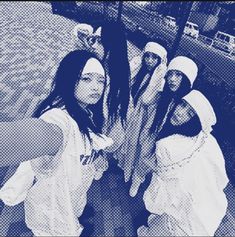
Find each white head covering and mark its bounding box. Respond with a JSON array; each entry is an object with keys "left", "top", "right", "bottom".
[
  {"left": 167, "top": 56, "right": 198, "bottom": 87},
  {"left": 93, "top": 26, "right": 102, "bottom": 37},
  {"left": 144, "top": 42, "right": 168, "bottom": 63},
  {"left": 72, "top": 23, "right": 94, "bottom": 37},
  {"left": 183, "top": 90, "right": 217, "bottom": 133},
  {"left": 143, "top": 42, "right": 168, "bottom": 92},
  {"left": 82, "top": 58, "right": 105, "bottom": 77}
]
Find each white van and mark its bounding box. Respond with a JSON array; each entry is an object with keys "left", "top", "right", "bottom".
[
  {"left": 164, "top": 16, "right": 177, "bottom": 30},
  {"left": 184, "top": 21, "right": 199, "bottom": 39},
  {"left": 212, "top": 31, "right": 235, "bottom": 54}
]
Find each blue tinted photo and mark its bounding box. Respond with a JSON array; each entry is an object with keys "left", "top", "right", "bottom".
[{"left": 0, "top": 2, "right": 235, "bottom": 236}]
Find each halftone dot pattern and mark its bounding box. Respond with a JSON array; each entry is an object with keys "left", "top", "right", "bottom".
[{"left": 1, "top": 1, "right": 235, "bottom": 237}]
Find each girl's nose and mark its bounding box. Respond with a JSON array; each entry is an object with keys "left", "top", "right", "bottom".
[
  {"left": 148, "top": 57, "right": 154, "bottom": 63},
  {"left": 92, "top": 80, "right": 101, "bottom": 91}
]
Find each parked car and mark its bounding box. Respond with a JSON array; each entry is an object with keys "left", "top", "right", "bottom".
[
  {"left": 183, "top": 21, "right": 199, "bottom": 39},
  {"left": 212, "top": 31, "right": 235, "bottom": 54},
  {"left": 163, "top": 16, "right": 177, "bottom": 30}
]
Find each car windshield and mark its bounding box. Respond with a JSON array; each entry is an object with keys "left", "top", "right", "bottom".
[
  {"left": 193, "top": 25, "right": 199, "bottom": 30},
  {"left": 167, "top": 17, "right": 175, "bottom": 21}
]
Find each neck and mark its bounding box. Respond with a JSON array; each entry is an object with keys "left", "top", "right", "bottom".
[{"left": 77, "top": 100, "right": 87, "bottom": 110}]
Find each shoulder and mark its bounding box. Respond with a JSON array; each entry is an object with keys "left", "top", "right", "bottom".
[
  {"left": 40, "top": 108, "right": 67, "bottom": 119},
  {"left": 156, "top": 134, "right": 196, "bottom": 156},
  {"left": 39, "top": 108, "right": 70, "bottom": 125},
  {"left": 39, "top": 108, "right": 72, "bottom": 136},
  {"left": 158, "top": 134, "right": 193, "bottom": 145}
]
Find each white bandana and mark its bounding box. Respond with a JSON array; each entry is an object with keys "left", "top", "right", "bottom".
[
  {"left": 93, "top": 27, "right": 102, "bottom": 37},
  {"left": 73, "top": 23, "right": 94, "bottom": 37},
  {"left": 167, "top": 56, "right": 198, "bottom": 87},
  {"left": 183, "top": 90, "right": 217, "bottom": 133},
  {"left": 82, "top": 58, "right": 105, "bottom": 77},
  {"left": 144, "top": 42, "right": 167, "bottom": 62}
]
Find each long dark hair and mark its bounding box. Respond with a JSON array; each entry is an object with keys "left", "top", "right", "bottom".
[
  {"left": 33, "top": 50, "right": 105, "bottom": 137},
  {"left": 150, "top": 72, "right": 192, "bottom": 134},
  {"left": 98, "top": 20, "right": 130, "bottom": 125},
  {"left": 131, "top": 54, "right": 161, "bottom": 106}
]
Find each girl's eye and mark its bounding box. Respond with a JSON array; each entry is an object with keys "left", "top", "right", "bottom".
[
  {"left": 151, "top": 53, "right": 158, "bottom": 60},
  {"left": 98, "top": 79, "right": 105, "bottom": 84},
  {"left": 97, "top": 76, "right": 106, "bottom": 84},
  {"left": 188, "top": 108, "right": 196, "bottom": 117},
  {"left": 152, "top": 55, "right": 158, "bottom": 60},
  {"left": 175, "top": 71, "right": 182, "bottom": 77},
  {"left": 81, "top": 77, "right": 91, "bottom": 82},
  {"left": 145, "top": 53, "right": 151, "bottom": 58}
]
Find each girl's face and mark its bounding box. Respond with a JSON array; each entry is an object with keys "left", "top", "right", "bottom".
[
  {"left": 170, "top": 100, "right": 196, "bottom": 126},
  {"left": 144, "top": 52, "right": 159, "bottom": 71},
  {"left": 75, "top": 72, "right": 105, "bottom": 108},
  {"left": 166, "top": 70, "right": 184, "bottom": 92}
]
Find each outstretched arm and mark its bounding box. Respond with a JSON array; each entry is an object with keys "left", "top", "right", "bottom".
[{"left": 0, "top": 118, "right": 63, "bottom": 166}]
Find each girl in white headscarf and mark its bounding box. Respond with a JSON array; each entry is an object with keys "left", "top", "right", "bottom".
[
  {"left": 71, "top": 21, "right": 132, "bottom": 155},
  {"left": 138, "top": 90, "right": 229, "bottom": 237},
  {"left": 0, "top": 50, "right": 113, "bottom": 236},
  {"left": 72, "top": 23, "right": 94, "bottom": 50},
  {"left": 115, "top": 42, "right": 168, "bottom": 181},
  {"left": 129, "top": 56, "right": 198, "bottom": 197}
]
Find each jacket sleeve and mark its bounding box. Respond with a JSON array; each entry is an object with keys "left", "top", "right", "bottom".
[
  {"left": 30, "top": 108, "right": 71, "bottom": 176},
  {"left": 0, "top": 161, "right": 35, "bottom": 206}
]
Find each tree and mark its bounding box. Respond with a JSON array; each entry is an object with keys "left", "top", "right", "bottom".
[
  {"left": 169, "top": 2, "right": 194, "bottom": 60},
  {"left": 217, "top": 2, "right": 235, "bottom": 34}
]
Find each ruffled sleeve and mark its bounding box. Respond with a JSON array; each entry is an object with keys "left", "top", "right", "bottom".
[{"left": 90, "top": 132, "right": 113, "bottom": 151}]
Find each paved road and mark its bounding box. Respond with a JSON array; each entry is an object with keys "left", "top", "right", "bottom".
[
  {"left": 60, "top": 2, "right": 235, "bottom": 87},
  {"left": 109, "top": 2, "right": 235, "bottom": 88}
]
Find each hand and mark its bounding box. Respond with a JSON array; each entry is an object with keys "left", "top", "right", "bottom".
[
  {"left": 93, "top": 155, "right": 108, "bottom": 172},
  {"left": 93, "top": 155, "right": 109, "bottom": 180}
]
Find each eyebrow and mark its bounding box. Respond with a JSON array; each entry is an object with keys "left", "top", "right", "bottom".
[
  {"left": 82, "top": 73, "right": 104, "bottom": 77},
  {"left": 183, "top": 101, "right": 196, "bottom": 114},
  {"left": 81, "top": 73, "right": 105, "bottom": 79}
]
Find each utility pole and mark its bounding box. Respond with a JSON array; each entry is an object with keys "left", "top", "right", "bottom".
[
  {"left": 117, "top": 1, "right": 123, "bottom": 22},
  {"left": 169, "top": 1, "right": 194, "bottom": 61},
  {"left": 103, "top": 2, "right": 109, "bottom": 20}
]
